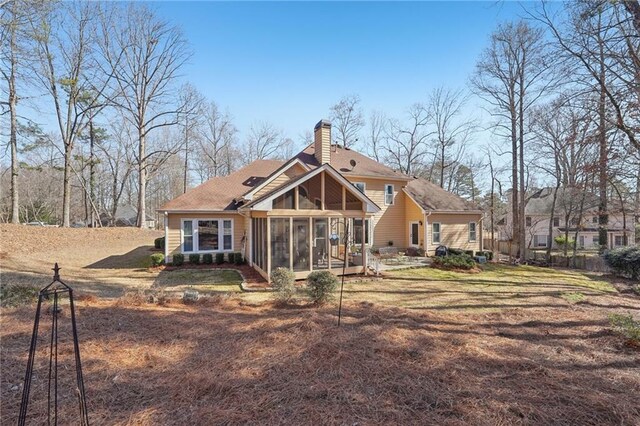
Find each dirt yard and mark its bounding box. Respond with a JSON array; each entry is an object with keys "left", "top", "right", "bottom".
[{"left": 1, "top": 224, "right": 639, "bottom": 425}]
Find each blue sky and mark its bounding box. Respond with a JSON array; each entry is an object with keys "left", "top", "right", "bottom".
[{"left": 154, "top": 1, "right": 531, "bottom": 145}]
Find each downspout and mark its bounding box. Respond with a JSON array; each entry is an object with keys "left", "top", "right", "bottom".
[{"left": 163, "top": 212, "right": 169, "bottom": 261}]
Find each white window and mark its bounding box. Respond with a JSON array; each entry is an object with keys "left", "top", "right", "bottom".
[
  {"left": 525, "top": 216, "right": 532, "bottom": 227},
  {"left": 353, "top": 182, "right": 366, "bottom": 194},
  {"left": 614, "top": 235, "right": 625, "bottom": 246},
  {"left": 469, "top": 222, "right": 477, "bottom": 242},
  {"left": 592, "top": 235, "right": 599, "bottom": 245},
  {"left": 553, "top": 217, "right": 560, "bottom": 227},
  {"left": 533, "top": 235, "right": 548, "bottom": 247},
  {"left": 432, "top": 222, "right": 441, "bottom": 244},
  {"left": 181, "top": 218, "right": 234, "bottom": 253},
  {"left": 384, "top": 184, "right": 394, "bottom": 205}
]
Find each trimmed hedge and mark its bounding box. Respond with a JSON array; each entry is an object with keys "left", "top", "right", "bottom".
[
  {"left": 215, "top": 253, "right": 225, "bottom": 265},
  {"left": 432, "top": 254, "right": 475, "bottom": 270},
  {"left": 150, "top": 253, "right": 164, "bottom": 267},
  {"left": 172, "top": 253, "right": 184, "bottom": 266},
  {"left": 603, "top": 246, "right": 640, "bottom": 280},
  {"left": 234, "top": 252, "right": 244, "bottom": 265},
  {"left": 306, "top": 270, "right": 338, "bottom": 305},
  {"left": 202, "top": 253, "right": 213, "bottom": 264},
  {"left": 189, "top": 253, "right": 200, "bottom": 264},
  {"left": 154, "top": 237, "right": 165, "bottom": 250},
  {"left": 228, "top": 252, "right": 236, "bottom": 264},
  {"left": 448, "top": 248, "right": 463, "bottom": 255}
]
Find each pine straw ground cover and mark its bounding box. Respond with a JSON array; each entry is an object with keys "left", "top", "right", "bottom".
[{"left": 2, "top": 297, "right": 639, "bottom": 425}]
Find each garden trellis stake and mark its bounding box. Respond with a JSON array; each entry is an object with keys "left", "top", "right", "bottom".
[{"left": 18, "top": 263, "right": 90, "bottom": 426}]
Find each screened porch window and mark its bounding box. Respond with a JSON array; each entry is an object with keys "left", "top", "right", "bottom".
[
  {"left": 182, "top": 219, "right": 233, "bottom": 252},
  {"left": 353, "top": 219, "right": 371, "bottom": 245},
  {"left": 272, "top": 189, "right": 295, "bottom": 209}
]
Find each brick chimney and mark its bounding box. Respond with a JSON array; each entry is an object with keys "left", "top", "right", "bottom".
[{"left": 314, "top": 119, "right": 331, "bottom": 164}]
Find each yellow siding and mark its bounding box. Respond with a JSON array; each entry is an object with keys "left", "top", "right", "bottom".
[
  {"left": 425, "top": 213, "right": 482, "bottom": 254},
  {"left": 352, "top": 178, "right": 408, "bottom": 248},
  {"left": 166, "top": 213, "right": 246, "bottom": 258},
  {"left": 405, "top": 196, "right": 424, "bottom": 247},
  {"left": 254, "top": 163, "right": 307, "bottom": 198}
]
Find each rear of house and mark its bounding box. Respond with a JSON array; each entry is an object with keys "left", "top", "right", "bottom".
[{"left": 158, "top": 119, "right": 483, "bottom": 281}]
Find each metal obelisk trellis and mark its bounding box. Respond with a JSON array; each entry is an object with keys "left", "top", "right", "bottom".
[{"left": 18, "top": 263, "right": 90, "bottom": 426}]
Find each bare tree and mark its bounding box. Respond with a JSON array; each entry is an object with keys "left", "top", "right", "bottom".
[
  {"left": 383, "top": 103, "right": 432, "bottom": 175},
  {"left": 427, "top": 86, "right": 476, "bottom": 188},
  {"left": 197, "top": 101, "right": 237, "bottom": 179},
  {"left": 472, "top": 20, "right": 557, "bottom": 262},
  {"left": 367, "top": 110, "right": 387, "bottom": 162},
  {"left": 178, "top": 83, "right": 205, "bottom": 193},
  {"left": 330, "top": 94, "right": 364, "bottom": 149},
  {"left": 244, "top": 121, "right": 287, "bottom": 162},
  {"left": 30, "top": 2, "right": 113, "bottom": 227},
  {"left": 102, "top": 3, "right": 192, "bottom": 227}
]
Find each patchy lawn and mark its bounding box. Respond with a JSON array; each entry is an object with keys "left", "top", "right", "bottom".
[
  {"left": 338, "top": 264, "right": 626, "bottom": 313},
  {"left": 152, "top": 269, "right": 244, "bottom": 294}
]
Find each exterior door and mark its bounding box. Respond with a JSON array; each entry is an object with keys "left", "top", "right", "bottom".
[{"left": 409, "top": 221, "right": 419, "bottom": 247}]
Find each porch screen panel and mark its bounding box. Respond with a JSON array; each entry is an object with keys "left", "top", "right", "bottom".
[
  {"left": 198, "top": 220, "right": 219, "bottom": 251},
  {"left": 313, "top": 219, "right": 328, "bottom": 269},
  {"left": 270, "top": 218, "right": 290, "bottom": 269},
  {"left": 293, "top": 218, "right": 310, "bottom": 271}
]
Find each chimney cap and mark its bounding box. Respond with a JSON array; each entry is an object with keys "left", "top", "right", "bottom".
[{"left": 314, "top": 119, "right": 332, "bottom": 130}]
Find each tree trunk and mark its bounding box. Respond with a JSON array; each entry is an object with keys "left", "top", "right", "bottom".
[
  {"left": 597, "top": 15, "right": 609, "bottom": 253},
  {"left": 547, "top": 184, "right": 560, "bottom": 263},
  {"left": 183, "top": 119, "right": 188, "bottom": 193},
  {"left": 137, "top": 128, "right": 147, "bottom": 228},
  {"left": 518, "top": 68, "right": 527, "bottom": 264},
  {"left": 510, "top": 98, "right": 519, "bottom": 263},
  {"left": 62, "top": 142, "right": 73, "bottom": 227},
  {"left": 9, "top": 10, "right": 19, "bottom": 224},
  {"left": 89, "top": 120, "right": 96, "bottom": 227}
]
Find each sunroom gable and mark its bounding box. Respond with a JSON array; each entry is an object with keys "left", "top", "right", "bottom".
[{"left": 240, "top": 164, "right": 380, "bottom": 214}]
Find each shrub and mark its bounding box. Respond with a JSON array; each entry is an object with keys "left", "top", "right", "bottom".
[
  {"left": 306, "top": 270, "right": 338, "bottom": 305},
  {"left": 150, "top": 253, "right": 164, "bottom": 267},
  {"left": 202, "top": 253, "right": 213, "bottom": 264},
  {"left": 271, "top": 267, "right": 296, "bottom": 303},
  {"left": 172, "top": 253, "right": 184, "bottom": 267},
  {"left": 464, "top": 250, "right": 474, "bottom": 257},
  {"left": 609, "top": 313, "right": 640, "bottom": 344},
  {"left": 189, "top": 253, "right": 200, "bottom": 264},
  {"left": 227, "top": 252, "right": 235, "bottom": 264},
  {"left": 432, "top": 254, "right": 475, "bottom": 270},
  {"left": 554, "top": 235, "right": 575, "bottom": 250},
  {"left": 448, "top": 248, "right": 463, "bottom": 255},
  {"left": 234, "top": 252, "right": 244, "bottom": 265},
  {"left": 603, "top": 246, "right": 640, "bottom": 280},
  {"left": 154, "top": 237, "right": 165, "bottom": 250},
  {"left": 215, "top": 253, "right": 225, "bottom": 265}
]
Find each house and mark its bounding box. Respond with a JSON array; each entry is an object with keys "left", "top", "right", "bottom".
[
  {"left": 497, "top": 187, "right": 636, "bottom": 250},
  {"left": 100, "top": 205, "right": 156, "bottom": 229},
  {"left": 158, "top": 119, "right": 482, "bottom": 281}
]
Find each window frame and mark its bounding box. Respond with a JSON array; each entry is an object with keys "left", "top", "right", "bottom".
[
  {"left": 181, "top": 218, "right": 234, "bottom": 254},
  {"left": 384, "top": 184, "right": 394, "bottom": 205},
  {"left": 553, "top": 217, "right": 560, "bottom": 227},
  {"left": 468, "top": 222, "right": 477, "bottom": 242},
  {"left": 534, "top": 234, "right": 548, "bottom": 247},
  {"left": 352, "top": 218, "right": 372, "bottom": 245},
  {"left": 525, "top": 216, "right": 532, "bottom": 227},
  {"left": 432, "top": 222, "right": 441, "bottom": 244},
  {"left": 353, "top": 182, "right": 366, "bottom": 194}
]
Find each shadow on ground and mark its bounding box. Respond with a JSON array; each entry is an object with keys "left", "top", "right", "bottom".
[{"left": 84, "top": 246, "right": 156, "bottom": 270}]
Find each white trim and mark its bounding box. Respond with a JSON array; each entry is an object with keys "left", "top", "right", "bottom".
[
  {"left": 384, "top": 184, "right": 394, "bottom": 205},
  {"left": 468, "top": 221, "right": 477, "bottom": 242},
  {"left": 243, "top": 164, "right": 381, "bottom": 213},
  {"left": 180, "top": 218, "right": 235, "bottom": 254},
  {"left": 409, "top": 221, "right": 420, "bottom": 247}
]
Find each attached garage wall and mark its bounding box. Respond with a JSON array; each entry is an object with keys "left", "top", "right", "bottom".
[
  {"left": 425, "top": 213, "right": 482, "bottom": 255},
  {"left": 166, "top": 212, "right": 245, "bottom": 258}
]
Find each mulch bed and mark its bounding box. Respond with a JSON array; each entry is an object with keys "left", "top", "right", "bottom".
[{"left": 1, "top": 299, "right": 639, "bottom": 425}]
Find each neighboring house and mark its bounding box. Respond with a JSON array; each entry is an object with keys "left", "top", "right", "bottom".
[
  {"left": 100, "top": 205, "right": 156, "bottom": 229},
  {"left": 497, "top": 187, "right": 636, "bottom": 250},
  {"left": 158, "top": 119, "right": 482, "bottom": 281}
]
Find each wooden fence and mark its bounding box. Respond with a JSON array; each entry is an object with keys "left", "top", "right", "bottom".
[{"left": 484, "top": 238, "right": 610, "bottom": 273}]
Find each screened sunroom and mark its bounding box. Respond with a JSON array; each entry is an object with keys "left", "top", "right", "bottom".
[{"left": 241, "top": 165, "right": 380, "bottom": 281}]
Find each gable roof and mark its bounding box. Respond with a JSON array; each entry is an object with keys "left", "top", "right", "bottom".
[
  {"left": 158, "top": 159, "right": 284, "bottom": 212},
  {"left": 240, "top": 163, "right": 381, "bottom": 213},
  {"left": 404, "top": 177, "right": 481, "bottom": 213},
  {"left": 295, "top": 144, "right": 412, "bottom": 180}
]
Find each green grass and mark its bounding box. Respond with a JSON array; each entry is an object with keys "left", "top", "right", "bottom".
[
  {"left": 338, "top": 263, "right": 618, "bottom": 313},
  {"left": 153, "top": 269, "right": 244, "bottom": 294}
]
